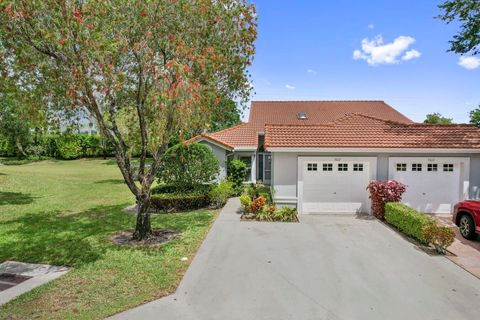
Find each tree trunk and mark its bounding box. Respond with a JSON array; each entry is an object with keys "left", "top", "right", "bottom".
[
  {"left": 15, "top": 137, "right": 28, "bottom": 158},
  {"left": 133, "top": 192, "right": 153, "bottom": 240}
]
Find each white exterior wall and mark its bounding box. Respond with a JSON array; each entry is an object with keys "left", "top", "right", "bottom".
[
  {"left": 198, "top": 141, "right": 228, "bottom": 181},
  {"left": 271, "top": 151, "right": 480, "bottom": 210},
  {"left": 271, "top": 153, "right": 298, "bottom": 206}
]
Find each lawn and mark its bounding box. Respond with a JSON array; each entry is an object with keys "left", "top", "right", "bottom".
[{"left": 0, "top": 159, "right": 217, "bottom": 319}]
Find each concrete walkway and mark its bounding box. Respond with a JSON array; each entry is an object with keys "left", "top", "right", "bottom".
[
  {"left": 111, "top": 198, "right": 480, "bottom": 320},
  {"left": 435, "top": 214, "right": 480, "bottom": 278},
  {"left": 0, "top": 261, "right": 69, "bottom": 305}
]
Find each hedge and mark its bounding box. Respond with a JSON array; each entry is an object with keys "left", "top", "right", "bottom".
[
  {"left": 384, "top": 202, "right": 435, "bottom": 244},
  {"left": 0, "top": 134, "right": 116, "bottom": 159},
  {"left": 150, "top": 193, "right": 210, "bottom": 212}
]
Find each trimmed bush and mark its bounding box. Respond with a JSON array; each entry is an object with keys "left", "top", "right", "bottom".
[
  {"left": 367, "top": 180, "right": 406, "bottom": 219},
  {"left": 424, "top": 224, "right": 455, "bottom": 254},
  {"left": 150, "top": 193, "right": 210, "bottom": 212},
  {"left": 384, "top": 202, "right": 435, "bottom": 245},
  {"left": 227, "top": 159, "right": 248, "bottom": 194},
  {"left": 209, "top": 180, "right": 235, "bottom": 209},
  {"left": 151, "top": 184, "right": 212, "bottom": 195},
  {"left": 157, "top": 142, "right": 219, "bottom": 191}
]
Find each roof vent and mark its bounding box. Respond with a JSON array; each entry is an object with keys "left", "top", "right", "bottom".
[{"left": 297, "top": 112, "right": 308, "bottom": 120}]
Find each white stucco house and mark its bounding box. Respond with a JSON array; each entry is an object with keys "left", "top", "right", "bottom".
[{"left": 189, "top": 101, "right": 480, "bottom": 214}]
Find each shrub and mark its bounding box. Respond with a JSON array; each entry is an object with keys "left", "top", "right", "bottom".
[
  {"left": 385, "top": 202, "right": 435, "bottom": 245},
  {"left": 367, "top": 180, "right": 406, "bottom": 219},
  {"left": 257, "top": 205, "right": 276, "bottom": 221},
  {"left": 209, "top": 180, "right": 235, "bottom": 209},
  {"left": 245, "top": 183, "right": 272, "bottom": 203},
  {"left": 256, "top": 205, "right": 298, "bottom": 222},
  {"left": 56, "top": 135, "right": 83, "bottom": 159},
  {"left": 250, "top": 195, "right": 266, "bottom": 214},
  {"left": 151, "top": 184, "right": 179, "bottom": 194},
  {"left": 239, "top": 194, "right": 252, "bottom": 213},
  {"left": 424, "top": 224, "right": 455, "bottom": 254},
  {"left": 157, "top": 142, "right": 219, "bottom": 191},
  {"left": 273, "top": 207, "right": 298, "bottom": 222},
  {"left": 150, "top": 193, "right": 210, "bottom": 212},
  {"left": 227, "top": 159, "right": 248, "bottom": 194}
]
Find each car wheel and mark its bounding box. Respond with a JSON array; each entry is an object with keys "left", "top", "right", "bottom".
[{"left": 459, "top": 214, "right": 476, "bottom": 240}]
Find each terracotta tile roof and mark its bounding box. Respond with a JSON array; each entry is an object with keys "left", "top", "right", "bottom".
[
  {"left": 189, "top": 100, "right": 415, "bottom": 149},
  {"left": 249, "top": 100, "right": 413, "bottom": 128},
  {"left": 264, "top": 113, "right": 480, "bottom": 149},
  {"left": 187, "top": 123, "right": 258, "bottom": 149}
]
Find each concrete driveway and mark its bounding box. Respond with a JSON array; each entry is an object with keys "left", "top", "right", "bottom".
[{"left": 111, "top": 198, "right": 480, "bottom": 320}]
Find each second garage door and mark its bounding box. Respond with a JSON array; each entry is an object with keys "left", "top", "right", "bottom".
[
  {"left": 388, "top": 157, "right": 470, "bottom": 213},
  {"left": 298, "top": 157, "right": 377, "bottom": 214}
]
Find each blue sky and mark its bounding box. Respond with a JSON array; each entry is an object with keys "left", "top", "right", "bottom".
[{"left": 245, "top": 0, "right": 480, "bottom": 123}]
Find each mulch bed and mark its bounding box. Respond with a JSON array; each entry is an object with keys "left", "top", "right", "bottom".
[{"left": 111, "top": 229, "right": 181, "bottom": 247}]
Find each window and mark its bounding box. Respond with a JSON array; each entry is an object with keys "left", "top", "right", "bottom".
[
  {"left": 307, "top": 163, "right": 317, "bottom": 171},
  {"left": 353, "top": 163, "right": 364, "bottom": 171},
  {"left": 443, "top": 164, "right": 454, "bottom": 172},
  {"left": 337, "top": 163, "right": 348, "bottom": 171},
  {"left": 322, "top": 163, "right": 333, "bottom": 171},
  {"left": 396, "top": 163, "right": 407, "bottom": 171},
  {"left": 412, "top": 163, "right": 422, "bottom": 172},
  {"left": 427, "top": 163, "right": 438, "bottom": 172}
]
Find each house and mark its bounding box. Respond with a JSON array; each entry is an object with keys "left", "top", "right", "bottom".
[{"left": 190, "top": 101, "right": 480, "bottom": 214}]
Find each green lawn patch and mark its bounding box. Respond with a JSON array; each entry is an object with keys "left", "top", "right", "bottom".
[{"left": 0, "top": 159, "right": 217, "bottom": 319}]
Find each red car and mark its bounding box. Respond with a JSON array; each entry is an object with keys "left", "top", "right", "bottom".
[{"left": 453, "top": 200, "right": 480, "bottom": 240}]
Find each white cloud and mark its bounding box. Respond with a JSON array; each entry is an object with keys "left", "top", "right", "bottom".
[
  {"left": 307, "top": 69, "right": 317, "bottom": 75},
  {"left": 458, "top": 56, "right": 480, "bottom": 70},
  {"left": 285, "top": 84, "right": 295, "bottom": 90},
  {"left": 402, "top": 49, "right": 421, "bottom": 61},
  {"left": 353, "top": 35, "right": 421, "bottom": 66},
  {"left": 368, "top": 24, "right": 374, "bottom": 29}
]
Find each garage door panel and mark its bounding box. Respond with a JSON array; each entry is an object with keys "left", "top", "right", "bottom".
[
  {"left": 298, "top": 157, "right": 376, "bottom": 214},
  {"left": 389, "top": 158, "right": 468, "bottom": 214}
]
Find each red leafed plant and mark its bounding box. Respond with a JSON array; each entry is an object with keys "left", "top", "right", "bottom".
[
  {"left": 367, "top": 180, "right": 406, "bottom": 219},
  {"left": 250, "top": 195, "right": 266, "bottom": 214}
]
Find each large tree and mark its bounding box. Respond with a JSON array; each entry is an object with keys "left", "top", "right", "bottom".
[
  {"left": 423, "top": 112, "right": 453, "bottom": 124},
  {"left": 438, "top": 0, "right": 480, "bottom": 55},
  {"left": 0, "top": 1, "right": 257, "bottom": 239}
]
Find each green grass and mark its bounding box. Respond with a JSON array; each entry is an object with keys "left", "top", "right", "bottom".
[{"left": 0, "top": 159, "right": 217, "bottom": 319}]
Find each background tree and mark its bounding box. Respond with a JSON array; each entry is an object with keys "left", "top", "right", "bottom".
[
  {"left": 207, "top": 97, "right": 242, "bottom": 133},
  {"left": 469, "top": 105, "right": 480, "bottom": 127},
  {"left": 438, "top": 0, "right": 480, "bottom": 55},
  {"left": 0, "top": 1, "right": 257, "bottom": 240},
  {"left": 423, "top": 112, "right": 453, "bottom": 124}
]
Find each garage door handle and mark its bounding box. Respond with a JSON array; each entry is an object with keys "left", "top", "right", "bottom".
[
  {"left": 422, "top": 193, "right": 426, "bottom": 195},
  {"left": 333, "top": 192, "right": 337, "bottom": 194}
]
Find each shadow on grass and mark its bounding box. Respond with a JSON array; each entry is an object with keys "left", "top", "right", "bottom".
[
  {"left": 0, "top": 204, "right": 134, "bottom": 267},
  {"left": 93, "top": 179, "right": 125, "bottom": 185},
  {"left": 0, "top": 192, "right": 36, "bottom": 205}
]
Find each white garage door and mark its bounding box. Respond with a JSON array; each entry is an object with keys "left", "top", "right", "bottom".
[
  {"left": 298, "top": 157, "right": 377, "bottom": 214},
  {"left": 388, "top": 157, "right": 470, "bottom": 214}
]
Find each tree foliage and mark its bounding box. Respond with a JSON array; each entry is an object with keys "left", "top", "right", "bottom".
[
  {"left": 423, "top": 112, "right": 453, "bottom": 124},
  {"left": 469, "top": 105, "right": 480, "bottom": 127},
  {"left": 158, "top": 142, "right": 219, "bottom": 191},
  {"left": 438, "top": 0, "right": 480, "bottom": 55},
  {"left": 0, "top": 1, "right": 257, "bottom": 239}
]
